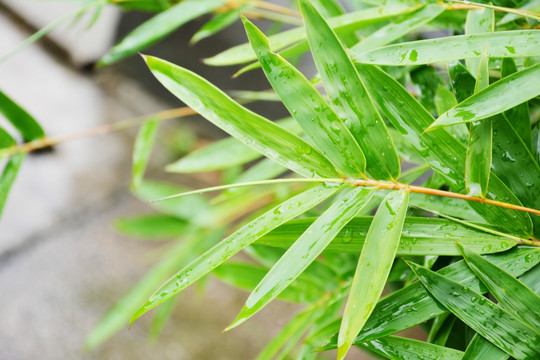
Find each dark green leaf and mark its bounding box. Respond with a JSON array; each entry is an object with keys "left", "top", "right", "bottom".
[
  {"left": 0, "top": 90, "right": 44, "bottom": 141},
  {"left": 462, "top": 334, "right": 509, "bottom": 360},
  {"left": 362, "top": 336, "right": 464, "bottom": 360}
]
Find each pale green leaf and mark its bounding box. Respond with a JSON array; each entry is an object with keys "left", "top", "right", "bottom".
[{"left": 132, "top": 118, "right": 159, "bottom": 189}]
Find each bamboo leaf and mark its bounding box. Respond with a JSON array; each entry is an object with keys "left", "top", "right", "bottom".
[
  {"left": 0, "top": 128, "right": 15, "bottom": 149},
  {"left": 166, "top": 118, "right": 301, "bottom": 173},
  {"left": 0, "top": 90, "right": 44, "bottom": 141},
  {"left": 144, "top": 55, "right": 338, "bottom": 178},
  {"left": 204, "top": 6, "right": 411, "bottom": 66},
  {"left": 463, "top": 334, "right": 509, "bottom": 360},
  {"left": 148, "top": 294, "right": 178, "bottom": 341},
  {"left": 99, "top": 0, "right": 226, "bottom": 65},
  {"left": 190, "top": 9, "right": 241, "bottom": 45},
  {"left": 458, "top": 243, "right": 540, "bottom": 330},
  {"left": 362, "top": 336, "right": 464, "bottom": 360},
  {"left": 338, "top": 190, "right": 409, "bottom": 359},
  {"left": 428, "top": 63, "right": 540, "bottom": 129},
  {"left": 352, "top": 4, "right": 445, "bottom": 54},
  {"left": 130, "top": 184, "right": 341, "bottom": 324},
  {"left": 301, "top": 0, "right": 400, "bottom": 180},
  {"left": 357, "top": 63, "right": 532, "bottom": 236},
  {"left": 353, "top": 30, "right": 540, "bottom": 66},
  {"left": 435, "top": 85, "right": 458, "bottom": 116},
  {"left": 465, "top": 7, "right": 494, "bottom": 76},
  {"left": 318, "top": 247, "right": 540, "bottom": 350},
  {"left": 257, "top": 217, "right": 516, "bottom": 256},
  {"left": 114, "top": 215, "right": 188, "bottom": 240},
  {"left": 227, "top": 186, "right": 374, "bottom": 329},
  {"left": 466, "top": 53, "right": 492, "bottom": 197},
  {"left": 309, "top": 0, "right": 358, "bottom": 47},
  {"left": 408, "top": 262, "right": 540, "bottom": 359},
  {"left": 244, "top": 18, "right": 366, "bottom": 178},
  {"left": 0, "top": 154, "right": 24, "bottom": 217},
  {"left": 132, "top": 118, "right": 159, "bottom": 190}
]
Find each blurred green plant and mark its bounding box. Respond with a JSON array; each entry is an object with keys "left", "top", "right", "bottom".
[{"left": 2, "top": 0, "right": 540, "bottom": 359}]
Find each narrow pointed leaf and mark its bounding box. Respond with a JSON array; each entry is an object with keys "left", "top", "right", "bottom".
[
  {"left": 166, "top": 118, "right": 301, "bottom": 173},
  {"left": 145, "top": 55, "right": 337, "bottom": 178},
  {"left": 466, "top": 54, "right": 492, "bottom": 197},
  {"left": 352, "top": 4, "right": 445, "bottom": 54},
  {"left": 256, "top": 217, "right": 515, "bottom": 256},
  {"left": 0, "top": 153, "right": 24, "bottom": 216},
  {"left": 408, "top": 262, "right": 540, "bottom": 360},
  {"left": 362, "top": 336, "right": 464, "bottom": 360},
  {"left": 132, "top": 118, "right": 159, "bottom": 189},
  {"left": 353, "top": 30, "right": 540, "bottom": 66},
  {"left": 130, "top": 184, "right": 341, "bottom": 323},
  {"left": 0, "top": 128, "right": 15, "bottom": 149},
  {"left": 458, "top": 243, "right": 540, "bottom": 330},
  {"left": 435, "top": 85, "right": 458, "bottom": 116},
  {"left": 309, "top": 0, "right": 358, "bottom": 47},
  {"left": 318, "top": 247, "right": 540, "bottom": 350},
  {"left": 429, "top": 63, "right": 540, "bottom": 129},
  {"left": 338, "top": 190, "right": 409, "bottom": 359},
  {"left": 301, "top": 0, "right": 400, "bottom": 180},
  {"left": 228, "top": 186, "right": 373, "bottom": 329},
  {"left": 501, "top": 58, "right": 532, "bottom": 149},
  {"left": 463, "top": 334, "right": 509, "bottom": 360},
  {"left": 0, "top": 90, "right": 44, "bottom": 141},
  {"left": 148, "top": 294, "right": 178, "bottom": 341},
  {"left": 357, "top": 63, "right": 532, "bottom": 236},
  {"left": 204, "top": 6, "right": 412, "bottom": 66},
  {"left": 244, "top": 19, "right": 366, "bottom": 178},
  {"left": 114, "top": 215, "right": 188, "bottom": 240},
  {"left": 190, "top": 9, "right": 241, "bottom": 45},
  {"left": 465, "top": 8, "right": 494, "bottom": 76},
  {"left": 100, "top": 0, "right": 226, "bottom": 65}
]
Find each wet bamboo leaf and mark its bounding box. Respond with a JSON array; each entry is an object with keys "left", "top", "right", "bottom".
[
  {"left": 319, "top": 247, "right": 540, "bottom": 350},
  {"left": 353, "top": 30, "right": 540, "bottom": 66},
  {"left": 463, "top": 334, "right": 509, "bottom": 360},
  {"left": 114, "top": 215, "right": 188, "bottom": 240},
  {"left": 357, "top": 63, "right": 532, "bottom": 236},
  {"left": 190, "top": 9, "right": 241, "bottom": 45},
  {"left": 301, "top": 0, "right": 400, "bottom": 180},
  {"left": 429, "top": 63, "right": 540, "bottom": 129},
  {"left": 466, "top": 54, "right": 492, "bottom": 197},
  {"left": 145, "top": 55, "right": 338, "bottom": 178},
  {"left": 0, "top": 154, "right": 24, "bottom": 217},
  {"left": 257, "top": 217, "right": 516, "bottom": 256},
  {"left": 465, "top": 7, "right": 494, "bottom": 76},
  {"left": 228, "top": 186, "right": 373, "bottom": 329},
  {"left": 408, "top": 262, "right": 540, "bottom": 360},
  {"left": 338, "top": 190, "right": 409, "bottom": 359},
  {"left": 130, "top": 184, "right": 341, "bottom": 324},
  {"left": 458, "top": 243, "right": 540, "bottom": 330},
  {"left": 409, "top": 193, "right": 486, "bottom": 223},
  {"left": 362, "top": 336, "right": 464, "bottom": 360},
  {"left": 204, "top": 5, "right": 411, "bottom": 66},
  {"left": 427, "top": 313, "right": 456, "bottom": 346},
  {"left": 435, "top": 85, "right": 457, "bottom": 116},
  {"left": 244, "top": 18, "right": 366, "bottom": 178},
  {"left": 132, "top": 118, "right": 159, "bottom": 189},
  {"left": 309, "top": 0, "right": 358, "bottom": 47},
  {"left": 410, "top": 65, "right": 443, "bottom": 115},
  {"left": 501, "top": 58, "right": 532, "bottom": 149},
  {"left": 0, "top": 90, "right": 44, "bottom": 141},
  {"left": 352, "top": 4, "right": 445, "bottom": 54},
  {"left": 166, "top": 118, "right": 301, "bottom": 173},
  {"left": 100, "top": 0, "right": 226, "bottom": 65}
]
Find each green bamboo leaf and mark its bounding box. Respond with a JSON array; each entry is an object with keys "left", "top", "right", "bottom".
[
  {"left": 352, "top": 4, "right": 445, "bottom": 54},
  {"left": 309, "top": 0, "right": 358, "bottom": 47},
  {"left": 301, "top": 0, "right": 400, "bottom": 180},
  {"left": 465, "top": 7, "right": 494, "bottom": 76},
  {"left": 244, "top": 18, "right": 366, "bottom": 178},
  {"left": 145, "top": 55, "right": 338, "bottom": 178},
  {"left": 408, "top": 262, "right": 540, "bottom": 360},
  {"left": 458, "top": 243, "right": 540, "bottom": 330},
  {"left": 227, "top": 186, "right": 374, "bottom": 329},
  {"left": 463, "top": 334, "right": 509, "bottom": 360},
  {"left": 148, "top": 294, "right": 178, "bottom": 342},
  {"left": 428, "top": 63, "right": 540, "bottom": 129},
  {"left": 435, "top": 85, "right": 458, "bottom": 116},
  {"left": 353, "top": 30, "right": 540, "bottom": 66},
  {"left": 410, "top": 193, "right": 486, "bottom": 223},
  {"left": 410, "top": 65, "right": 443, "bottom": 115},
  {"left": 0, "top": 128, "right": 15, "bottom": 149},
  {"left": 204, "top": 5, "right": 411, "bottom": 66},
  {"left": 357, "top": 63, "right": 532, "bottom": 236},
  {"left": 132, "top": 118, "right": 159, "bottom": 189},
  {"left": 0, "top": 153, "right": 24, "bottom": 217},
  {"left": 0, "top": 90, "right": 44, "bottom": 141},
  {"left": 466, "top": 53, "right": 492, "bottom": 197},
  {"left": 130, "top": 184, "right": 341, "bottom": 324},
  {"left": 362, "top": 336, "right": 464, "bottom": 360},
  {"left": 114, "top": 215, "right": 188, "bottom": 240},
  {"left": 213, "top": 263, "right": 324, "bottom": 303},
  {"left": 427, "top": 313, "right": 456, "bottom": 346},
  {"left": 257, "top": 217, "right": 515, "bottom": 256},
  {"left": 99, "top": 0, "right": 226, "bottom": 65},
  {"left": 498, "top": 0, "right": 540, "bottom": 24},
  {"left": 501, "top": 58, "right": 532, "bottom": 149},
  {"left": 338, "top": 190, "right": 409, "bottom": 359},
  {"left": 318, "top": 247, "right": 540, "bottom": 351},
  {"left": 190, "top": 9, "right": 241, "bottom": 45},
  {"left": 166, "top": 118, "right": 301, "bottom": 173}
]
